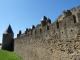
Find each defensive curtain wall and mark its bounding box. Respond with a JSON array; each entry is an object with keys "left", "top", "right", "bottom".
[{"left": 14, "top": 6, "right": 80, "bottom": 60}]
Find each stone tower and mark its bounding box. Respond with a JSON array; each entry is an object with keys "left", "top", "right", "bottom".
[
  {"left": 41, "top": 16, "right": 47, "bottom": 27},
  {"left": 1, "top": 24, "right": 14, "bottom": 51}
]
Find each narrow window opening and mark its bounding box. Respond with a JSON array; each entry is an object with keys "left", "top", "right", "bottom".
[
  {"left": 71, "top": 29, "right": 73, "bottom": 31},
  {"left": 63, "top": 17, "right": 64, "bottom": 19},
  {"left": 55, "top": 35, "right": 56, "bottom": 38},
  {"left": 47, "top": 26, "right": 49, "bottom": 30},
  {"left": 31, "top": 30, "right": 32, "bottom": 35},
  {"left": 62, "top": 32, "right": 63, "bottom": 34},
  {"left": 56, "top": 21, "right": 59, "bottom": 29},
  {"left": 73, "top": 15, "right": 76, "bottom": 23},
  {"left": 40, "top": 29, "right": 42, "bottom": 33},
  {"left": 35, "top": 30, "right": 36, "bottom": 34},
  {"left": 65, "top": 22, "right": 66, "bottom": 25}
]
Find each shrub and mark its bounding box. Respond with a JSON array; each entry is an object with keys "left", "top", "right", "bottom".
[{"left": 36, "top": 24, "right": 41, "bottom": 27}]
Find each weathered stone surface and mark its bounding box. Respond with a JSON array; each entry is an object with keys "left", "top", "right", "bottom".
[{"left": 14, "top": 5, "right": 80, "bottom": 60}]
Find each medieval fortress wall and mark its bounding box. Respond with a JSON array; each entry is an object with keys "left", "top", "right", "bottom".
[{"left": 14, "top": 6, "right": 80, "bottom": 60}]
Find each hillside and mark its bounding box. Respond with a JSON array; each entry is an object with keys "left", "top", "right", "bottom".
[{"left": 0, "top": 50, "right": 23, "bottom": 60}]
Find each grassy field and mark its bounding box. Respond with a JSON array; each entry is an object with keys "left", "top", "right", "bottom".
[{"left": 0, "top": 50, "right": 23, "bottom": 60}]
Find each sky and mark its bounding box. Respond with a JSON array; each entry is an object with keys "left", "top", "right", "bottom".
[{"left": 0, "top": 0, "right": 80, "bottom": 43}]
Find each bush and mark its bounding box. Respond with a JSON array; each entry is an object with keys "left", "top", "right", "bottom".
[{"left": 36, "top": 24, "right": 41, "bottom": 27}]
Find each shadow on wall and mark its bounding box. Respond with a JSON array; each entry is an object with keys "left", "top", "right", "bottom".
[
  {"left": 0, "top": 43, "right": 2, "bottom": 49},
  {"left": 1, "top": 39, "right": 14, "bottom": 51}
]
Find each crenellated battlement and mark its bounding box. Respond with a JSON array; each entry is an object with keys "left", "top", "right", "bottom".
[
  {"left": 70, "top": 7, "right": 76, "bottom": 13},
  {"left": 16, "top": 15, "right": 77, "bottom": 39},
  {"left": 14, "top": 5, "right": 80, "bottom": 60},
  {"left": 76, "top": 5, "right": 80, "bottom": 12},
  {"left": 57, "top": 5, "right": 80, "bottom": 22},
  {"left": 16, "top": 5, "right": 80, "bottom": 38}
]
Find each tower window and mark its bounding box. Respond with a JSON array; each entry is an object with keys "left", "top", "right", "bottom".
[
  {"left": 40, "top": 29, "right": 42, "bottom": 33},
  {"left": 47, "top": 26, "right": 49, "bottom": 30},
  {"left": 71, "top": 29, "right": 73, "bottom": 31},
  {"left": 56, "top": 21, "right": 59, "bottom": 29},
  {"left": 35, "top": 30, "right": 36, "bottom": 34},
  {"left": 73, "top": 15, "right": 76, "bottom": 23}
]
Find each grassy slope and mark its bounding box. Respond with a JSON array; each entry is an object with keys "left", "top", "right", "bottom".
[{"left": 0, "top": 50, "right": 23, "bottom": 60}]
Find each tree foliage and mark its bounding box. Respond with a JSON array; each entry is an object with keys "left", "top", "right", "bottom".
[{"left": 36, "top": 24, "right": 41, "bottom": 27}]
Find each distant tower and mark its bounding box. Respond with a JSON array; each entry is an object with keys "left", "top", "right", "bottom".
[
  {"left": 41, "top": 16, "right": 51, "bottom": 27},
  {"left": 17, "top": 30, "right": 21, "bottom": 37},
  {"left": 41, "top": 16, "right": 47, "bottom": 27},
  {"left": 1, "top": 24, "right": 14, "bottom": 51}
]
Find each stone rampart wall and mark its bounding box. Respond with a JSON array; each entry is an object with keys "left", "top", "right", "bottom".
[{"left": 14, "top": 6, "right": 80, "bottom": 60}]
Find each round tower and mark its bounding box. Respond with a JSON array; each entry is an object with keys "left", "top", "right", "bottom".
[{"left": 1, "top": 24, "right": 14, "bottom": 51}]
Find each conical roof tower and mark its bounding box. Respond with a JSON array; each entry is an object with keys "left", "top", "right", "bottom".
[
  {"left": 2, "top": 24, "right": 14, "bottom": 51},
  {"left": 3, "top": 24, "right": 13, "bottom": 34}
]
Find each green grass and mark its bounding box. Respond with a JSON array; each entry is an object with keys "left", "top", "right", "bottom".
[{"left": 0, "top": 50, "right": 23, "bottom": 60}]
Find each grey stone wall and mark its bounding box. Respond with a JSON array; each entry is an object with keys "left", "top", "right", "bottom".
[
  {"left": 2, "top": 34, "right": 14, "bottom": 51},
  {"left": 14, "top": 6, "right": 80, "bottom": 60}
]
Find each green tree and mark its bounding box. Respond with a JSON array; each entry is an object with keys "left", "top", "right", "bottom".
[{"left": 36, "top": 24, "right": 41, "bottom": 27}]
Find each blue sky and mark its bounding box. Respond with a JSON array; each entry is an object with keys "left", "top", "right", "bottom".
[{"left": 0, "top": 0, "right": 80, "bottom": 43}]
